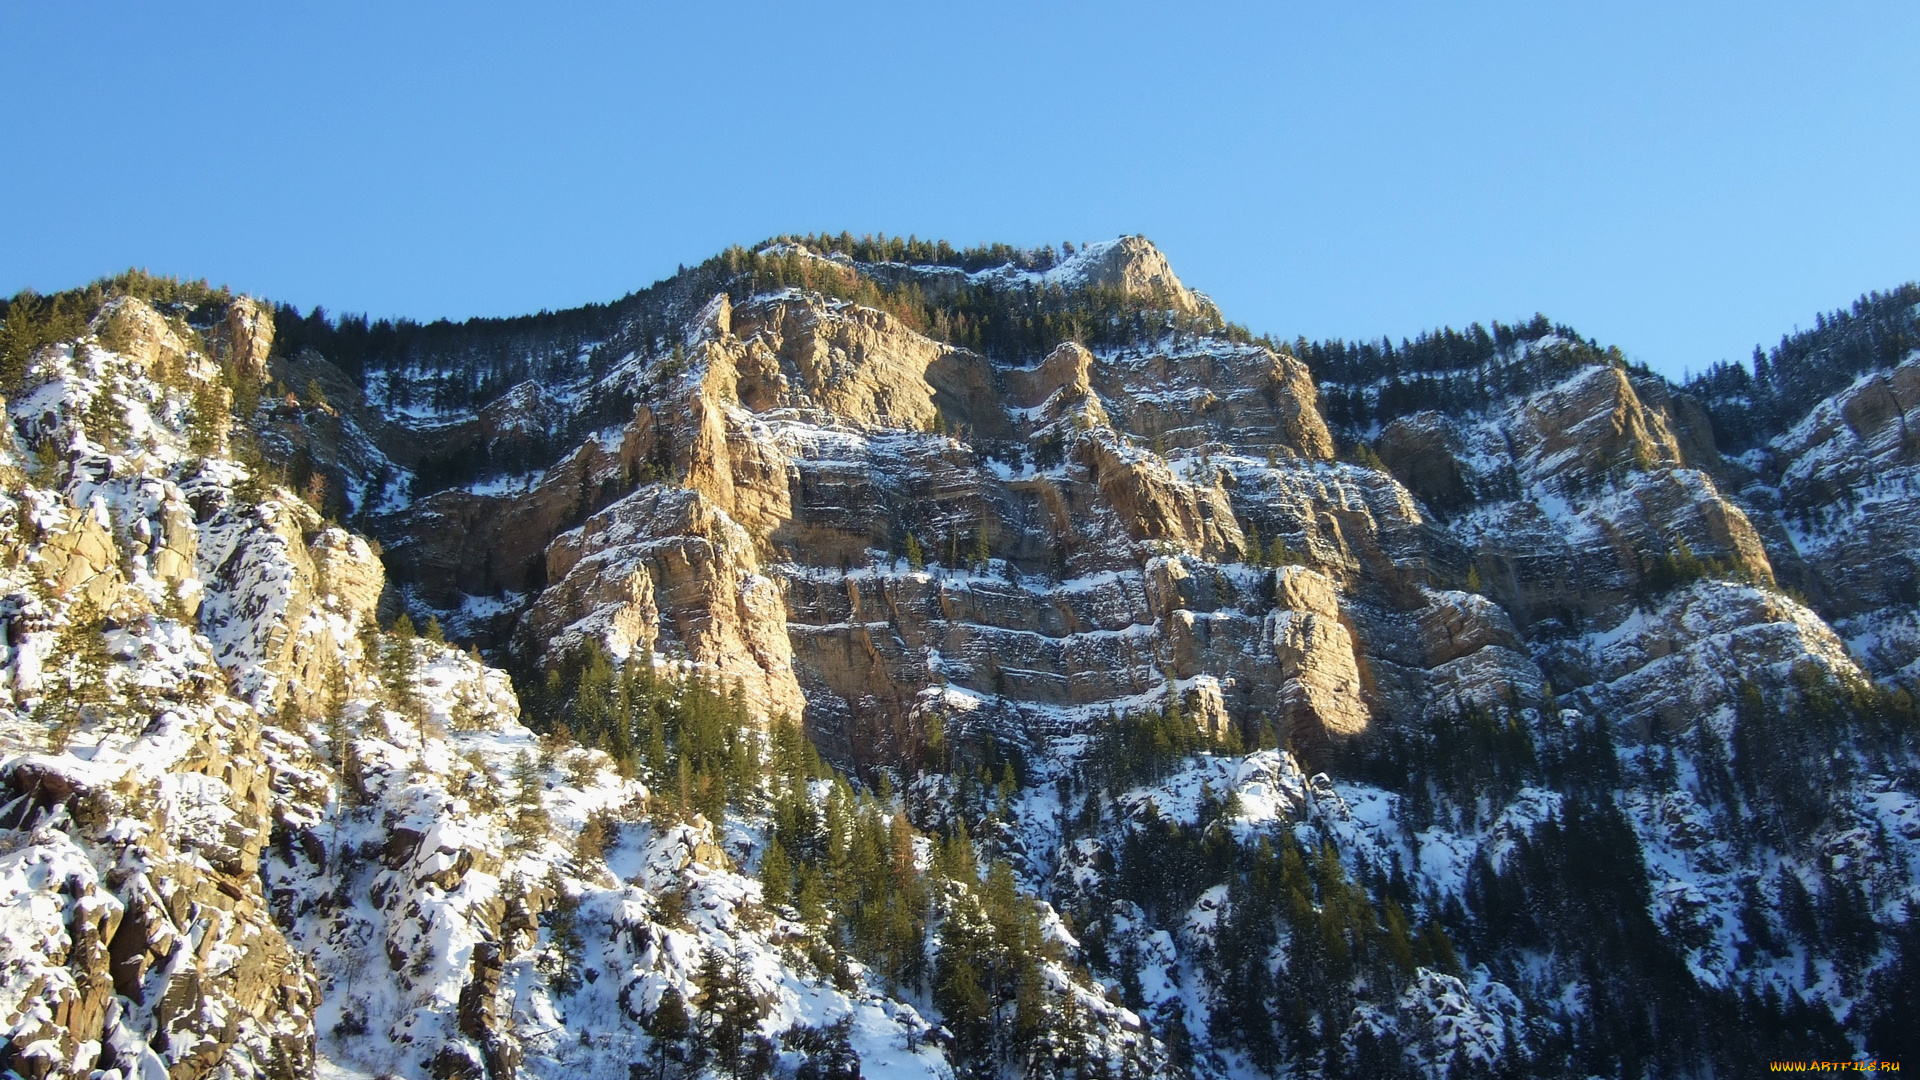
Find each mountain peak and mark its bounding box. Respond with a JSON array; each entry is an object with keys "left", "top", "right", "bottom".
[{"left": 1055, "top": 234, "right": 1208, "bottom": 315}]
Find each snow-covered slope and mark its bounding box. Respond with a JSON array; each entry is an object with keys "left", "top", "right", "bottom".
[{"left": 4, "top": 243, "right": 1918, "bottom": 1079}]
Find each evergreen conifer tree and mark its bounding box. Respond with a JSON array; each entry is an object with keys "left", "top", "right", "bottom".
[
  {"left": 643, "top": 986, "right": 694, "bottom": 1080},
  {"left": 759, "top": 838, "right": 792, "bottom": 909}
]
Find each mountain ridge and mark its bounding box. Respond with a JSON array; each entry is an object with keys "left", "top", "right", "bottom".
[{"left": 0, "top": 237, "right": 1916, "bottom": 1079}]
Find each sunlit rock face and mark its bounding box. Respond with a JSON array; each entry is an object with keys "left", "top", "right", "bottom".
[
  {"left": 356, "top": 239, "right": 1880, "bottom": 782},
  {"left": 7, "top": 242, "right": 1919, "bottom": 1080}
]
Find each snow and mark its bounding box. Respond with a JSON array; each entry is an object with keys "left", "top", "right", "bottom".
[
  {"left": 252, "top": 642, "right": 970, "bottom": 1080},
  {"left": 0, "top": 316, "right": 928, "bottom": 1080},
  {"left": 5, "top": 263, "right": 1919, "bottom": 1079},
  {"left": 463, "top": 472, "right": 544, "bottom": 496}
]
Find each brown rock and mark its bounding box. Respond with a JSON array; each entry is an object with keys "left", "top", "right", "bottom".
[
  {"left": 1416, "top": 589, "right": 1523, "bottom": 669},
  {"left": 208, "top": 296, "right": 276, "bottom": 381},
  {"left": 1070, "top": 236, "right": 1212, "bottom": 317},
  {"left": 519, "top": 484, "right": 804, "bottom": 724},
  {"left": 96, "top": 297, "right": 194, "bottom": 379},
  {"left": 1268, "top": 567, "right": 1371, "bottom": 753},
  {"left": 1081, "top": 435, "right": 1247, "bottom": 562},
  {"left": 33, "top": 500, "right": 125, "bottom": 610},
  {"left": 310, "top": 528, "right": 385, "bottom": 624},
  {"left": 1510, "top": 365, "right": 1684, "bottom": 488}
]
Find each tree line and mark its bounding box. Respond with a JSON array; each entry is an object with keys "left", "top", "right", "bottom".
[{"left": 1687, "top": 283, "right": 1920, "bottom": 453}]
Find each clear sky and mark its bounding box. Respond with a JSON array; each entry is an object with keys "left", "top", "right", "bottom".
[{"left": 4, "top": 2, "right": 1916, "bottom": 380}]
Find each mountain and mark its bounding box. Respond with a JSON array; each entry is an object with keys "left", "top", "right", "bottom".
[{"left": 0, "top": 240, "right": 1916, "bottom": 1080}]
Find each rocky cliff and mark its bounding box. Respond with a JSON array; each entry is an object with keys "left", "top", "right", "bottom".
[{"left": 3, "top": 239, "right": 1918, "bottom": 1079}]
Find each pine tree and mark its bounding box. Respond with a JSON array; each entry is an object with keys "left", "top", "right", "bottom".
[
  {"left": 643, "top": 985, "right": 694, "bottom": 1080},
  {"left": 933, "top": 898, "right": 994, "bottom": 1064},
  {"left": 382, "top": 615, "right": 421, "bottom": 718},
  {"left": 1269, "top": 536, "right": 1295, "bottom": 567},
  {"left": 785, "top": 1017, "right": 860, "bottom": 1080},
  {"left": 939, "top": 821, "right": 978, "bottom": 883},
  {"left": 760, "top": 837, "right": 793, "bottom": 909},
  {"left": 644, "top": 706, "right": 670, "bottom": 786},
  {"left": 538, "top": 870, "right": 584, "bottom": 995},
  {"left": 510, "top": 751, "right": 549, "bottom": 847},
  {"left": 41, "top": 598, "right": 112, "bottom": 749},
  {"left": 889, "top": 811, "right": 916, "bottom": 884},
  {"left": 1421, "top": 919, "right": 1460, "bottom": 973},
  {"left": 694, "top": 949, "right": 762, "bottom": 1077},
  {"left": 0, "top": 290, "right": 48, "bottom": 390},
  {"left": 796, "top": 865, "right": 829, "bottom": 927}
]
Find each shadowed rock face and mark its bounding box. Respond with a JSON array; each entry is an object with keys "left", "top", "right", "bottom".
[
  {"left": 1770, "top": 362, "right": 1920, "bottom": 613},
  {"left": 1364, "top": 364, "right": 1775, "bottom": 635}
]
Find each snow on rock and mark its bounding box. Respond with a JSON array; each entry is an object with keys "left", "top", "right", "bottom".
[
  {"left": 1565, "top": 579, "right": 1863, "bottom": 740},
  {"left": 5, "top": 246, "right": 1918, "bottom": 1080}
]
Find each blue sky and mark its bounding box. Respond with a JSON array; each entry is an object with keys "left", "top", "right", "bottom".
[{"left": 4, "top": 2, "right": 1915, "bottom": 380}]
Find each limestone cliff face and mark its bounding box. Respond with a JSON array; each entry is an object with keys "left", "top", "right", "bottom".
[
  {"left": 1508, "top": 365, "right": 1687, "bottom": 489},
  {"left": 1546, "top": 580, "right": 1863, "bottom": 739},
  {"left": 1376, "top": 412, "right": 1476, "bottom": 517},
  {"left": 518, "top": 289, "right": 1366, "bottom": 762},
  {"left": 9, "top": 241, "right": 1919, "bottom": 1080},
  {"left": 337, "top": 239, "right": 1889, "bottom": 780},
  {"left": 1390, "top": 364, "right": 1775, "bottom": 635},
  {"left": 519, "top": 483, "right": 804, "bottom": 723},
  {"left": 379, "top": 424, "right": 645, "bottom": 608},
  {"left": 722, "top": 294, "right": 995, "bottom": 435},
  {"left": 1078, "top": 435, "right": 1248, "bottom": 561},
  {"left": 1768, "top": 361, "right": 1920, "bottom": 616},
  {"left": 1267, "top": 566, "right": 1370, "bottom": 752},
  {"left": 1084, "top": 341, "right": 1334, "bottom": 461},
  {"left": 1335, "top": 358, "right": 1827, "bottom": 737},
  {"left": 386, "top": 279, "right": 1346, "bottom": 762},
  {"left": 1664, "top": 355, "right": 1920, "bottom": 683}
]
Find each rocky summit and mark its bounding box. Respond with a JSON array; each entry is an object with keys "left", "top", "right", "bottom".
[{"left": 0, "top": 239, "right": 1916, "bottom": 1080}]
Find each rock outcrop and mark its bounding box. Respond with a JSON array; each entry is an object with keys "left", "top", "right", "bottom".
[
  {"left": 1062, "top": 235, "right": 1213, "bottom": 318},
  {"left": 520, "top": 483, "right": 804, "bottom": 723},
  {"left": 207, "top": 296, "right": 275, "bottom": 380},
  {"left": 5, "top": 238, "right": 1919, "bottom": 1080},
  {"left": 1267, "top": 566, "right": 1371, "bottom": 752},
  {"left": 1, "top": 708, "right": 317, "bottom": 1080},
  {"left": 1550, "top": 580, "right": 1862, "bottom": 739}
]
